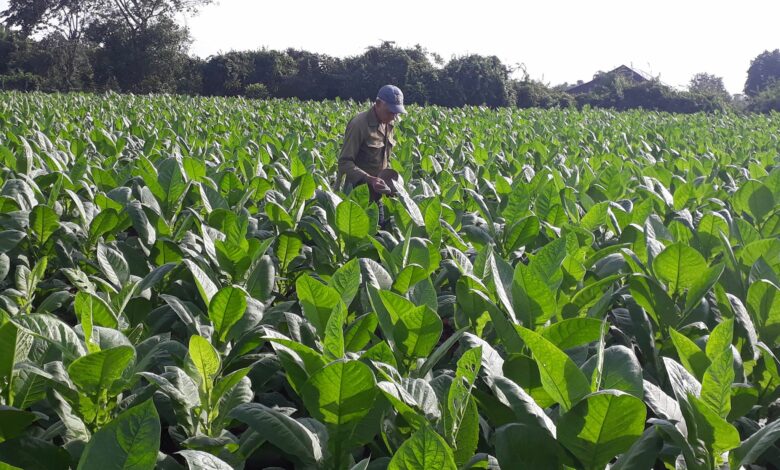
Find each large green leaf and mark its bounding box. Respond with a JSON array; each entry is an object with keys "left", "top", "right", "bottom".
[
  {"left": 245, "top": 254, "right": 275, "bottom": 301},
  {"left": 229, "top": 403, "right": 323, "bottom": 468},
  {"left": 512, "top": 263, "right": 556, "bottom": 327},
  {"left": 747, "top": 279, "right": 780, "bottom": 345},
  {"left": 344, "top": 312, "right": 379, "bottom": 353},
  {"left": 379, "top": 290, "right": 442, "bottom": 361},
  {"left": 541, "top": 318, "right": 604, "bottom": 350},
  {"left": 388, "top": 426, "right": 457, "bottom": 470},
  {"left": 700, "top": 349, "right": 734, "bottom": 419},
  {"left": 0, "top": 322, "right": 32, "bottom": 404},
  {"left": 683, "top": 263, "right": 724, "bottom": 314},
  {"left": 296, "top": 274, "right": 342, "bottom": 336},
  {"left": 705, "top": 317, "right": 734, "bottom": 361},
  {"left": 377, "top": 381, "right": 430, "bottom": 429},
  {"left": 300, "top": 360, "right": 378, "bottom": 467},
  {"left": 276, "top": 231, "right": 303, "bottom": 273},
  {"left": 77, "top": 400, "right": 160, "bottom": 470},
  {"left": 208, "top": 286, "right": 247, "bottom": 342},
  {"left": 652, "top": 243, "right": 708, "bottom": 295},
  {"left": 188, "top": 335, "right": 220, "bottom": 393},
  {"left": 734, "top": 180, "right": 775, "bottom": 222},
  {"left": 0, "top": 230, "right": 26, "bottom": 254},
  {"left": 301, "top": 359, "right": 376, "bottom": 425},
  {"left": 495, "top": 423, "right": 562, "bottom": 470},
  {"left": 445, "top": 346, "right": 482, "bottom": 447},
  {"left": 157, "top": 157, "right": 188, "bottom": 216},
  {"left": 669, "top": 328, "right": 710, "bottom": 379},
  {"left": 729, "top": 419, "right": 780, "bottom": 468},
  {"left": 12, "top": 314, "right": 86, "bottom": 360},
  {"left": 688, "top": 394, "right": 740, "bottom": 457},
  {"left": 516, "top": 326, "right": 590, "bottom": 412},
  {"left": 696, "top": 212, "right": 729, "bottom": 258},
  {"left": 581, "top": 345, "right": 644, "bottom": 399},
  {"left": 663, "top": 357, "right": 702, "bottom": 403},
  {"left": 452, "top": 396, "right": 479, "bottom": 467},
  {"left": 611, "top": 426, "right": 664, "bottom": 470},
  {"left": 88, "top": 208, "right": 120, "bottom": 243},
  {"left": 488, "top": 250, "right": 517, "bottom": 323},
  {"left": 177, "top": 450, "right": 232, "bottom": 470},
  {"left": 29, "top": 204, "right": 59, "bottom": 244},
  {"left": 183, "top": 259, "right": 218, "bottom": 305},
  {"left": 125, "top": 201, "right": 156, "bottom": 246},
  {"left": 329, "top": 258, "right": 362, "bottom": 305},
  {"left": 336, "top": 200, "right": 370, "bottom": 241},
  {"left": 68, "top": 346, "right": 135, "bottom": 398},
  {"left": 75, "top": 291, "right": 118, "bottom": 329},
  {"left": 392, "top": 264, "right": 428, "bottom": 294},
  {"left": 0, "top": 408, "right": 36, "bottom": 443},
  {"left": 558, "top": 390, "right": 647, "bottom": 470},
  {"left": 492, "top": 376, "right": 556, "bottom": 435},
  {"left": 0, "top": 436, "right": 70, "bottom": 470},
  {"left": 643, "top": 381, "right": 683, "bottom": 424},
  {"left": 97, "top": 243, "right": 130, "bottom": 288},
  {"left": 323, "top": 302, "right": 347, "bottom": 359},
  {"left": 628, "top": 274, "right": 679, "bottom": 329}
]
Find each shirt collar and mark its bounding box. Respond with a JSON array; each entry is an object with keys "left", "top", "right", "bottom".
[{"left": 368, "top": 105, "right": 395, "bottom": 131}]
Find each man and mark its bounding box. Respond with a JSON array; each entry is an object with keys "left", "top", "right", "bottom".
[{"left": 336, "top": 84, "right": 406, "bottom": 197}]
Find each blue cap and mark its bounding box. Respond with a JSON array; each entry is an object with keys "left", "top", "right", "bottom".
[{"left": 377, "top": 85, "right": 406, "bottom": 114}]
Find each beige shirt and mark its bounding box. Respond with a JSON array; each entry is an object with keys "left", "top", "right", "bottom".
[{"left": 336, "top": 106, "right": 396, "bottom": 190}]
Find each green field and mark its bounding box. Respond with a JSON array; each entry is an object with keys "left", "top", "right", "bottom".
[{"left": 1, "top": 92, "right": 780, "bottom": 469}]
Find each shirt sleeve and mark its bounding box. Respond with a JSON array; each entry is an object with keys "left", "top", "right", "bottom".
[{"left": 338, "top": 118, "right": 371, "bottom": 186}]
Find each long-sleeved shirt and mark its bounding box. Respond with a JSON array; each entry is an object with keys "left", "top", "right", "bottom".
[{"left": 336, "top": 106, "right": 396, "bottom": 191}]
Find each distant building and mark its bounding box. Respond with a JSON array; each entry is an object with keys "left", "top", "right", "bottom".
[{"left": 567, "top": 65, "right": 650, "bottom": 95}]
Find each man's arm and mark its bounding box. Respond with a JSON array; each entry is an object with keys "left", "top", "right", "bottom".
[{"left": 338, "top": 119, "right": 371, "bottom": 186}]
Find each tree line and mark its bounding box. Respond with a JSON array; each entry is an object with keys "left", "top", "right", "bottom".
[{"left": 1, "top": 0, "right": 779, "bottom": 113}]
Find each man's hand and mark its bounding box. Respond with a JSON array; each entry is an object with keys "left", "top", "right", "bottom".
[{"left": 368, "top": 176, "right": 391, "bottom": 194}]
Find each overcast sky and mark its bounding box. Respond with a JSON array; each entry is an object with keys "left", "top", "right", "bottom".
[{"left": 181, "top": 0, "right": 779, "bottom": 94}]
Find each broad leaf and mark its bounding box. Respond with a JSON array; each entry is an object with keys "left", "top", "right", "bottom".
[
  {"left": 516, "top": 326, "right": 590, "bottom": 412},
  {"left": 68, "top": 346, "right": 135, "bottom": 398},
  {"left": 653, "top": 243, "right": 707, "bottom": 295},
  {"left": 208, "top": 286, "right": 247, "bottom": 342},
  {"left": 388, "top": 426, "right": 457, "bottom": 470},
  {"left": 495, "top": 423, "right": 562, "bottom": 470},
  {"left": 229, "top": 403, "right": 323, "bottom": 468},
  {"left": 77, "top": 400, "right": 160, "bottom": 470},
  {"left": 188, "top": 335, "right": 220, "bottom": 393},
  {"left": 558, "top": 390, "right": 647, "bottom": 470}
]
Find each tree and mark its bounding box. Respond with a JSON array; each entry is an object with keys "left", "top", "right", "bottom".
[
  {"left": 2, "top": 0, "right": 212, "bottom": 93},
  {"left": 201, "top": 51, "right": 255, "bottom": 96},
  {"left": 97, "top": 0, "right": 213, "bottom": 32},
  {"left": 745, "top": 49, "right": 780, "bottom": 97},
  {"left": 747, "top": 81, "right": 780, "bottom": 113},
  {"left": 1, "top": 0, "right": 98, "bottom": 90},
  {"left": 1, "top": 0, "right": 98, "bottom": 38},
  {"left": 275, "top": 49, "right": 344, "bottom": 100},
  {"left": 341, "top": 42, "right": 438, "bottom": 105},
  {"left": 88, "top": 17, "right": 192, "bottom": 93},
  {"left": 435, "top": 54, "right": 514, "bottom": 107},
  {"left": 689, "top": 73, "right": 730, "bottom": 99},
  {"left": 513, "top": 79, "right": 573, "bottom": 109}
]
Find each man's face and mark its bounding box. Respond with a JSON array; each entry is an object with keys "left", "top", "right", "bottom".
[{"left": 375, "top": 100, "right": 399, "bottom": 124}]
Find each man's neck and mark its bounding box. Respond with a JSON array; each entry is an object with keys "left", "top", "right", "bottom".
[{"left": 372, "top": 105, "right": 385, "bottom": 126}]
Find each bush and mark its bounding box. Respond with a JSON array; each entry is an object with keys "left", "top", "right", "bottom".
[
  {"left": 0, "top": 71, "right": 42, "bottom": 91},
  {"left": 747, "top": 81, "right": 780, "bottom": 113},
  {"left": 513, "top": 80, "right": 574, "bottom": 109},
  {"left": 574, "top": 78, "right": 732, "bottom": 114},
  {"left": 244, "top": 82, "right": 269, "bottom": 99}
]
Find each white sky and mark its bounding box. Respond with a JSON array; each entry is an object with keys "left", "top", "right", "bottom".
[{"left": 181, "top": 0, "right": 780, "bottom": 95}]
